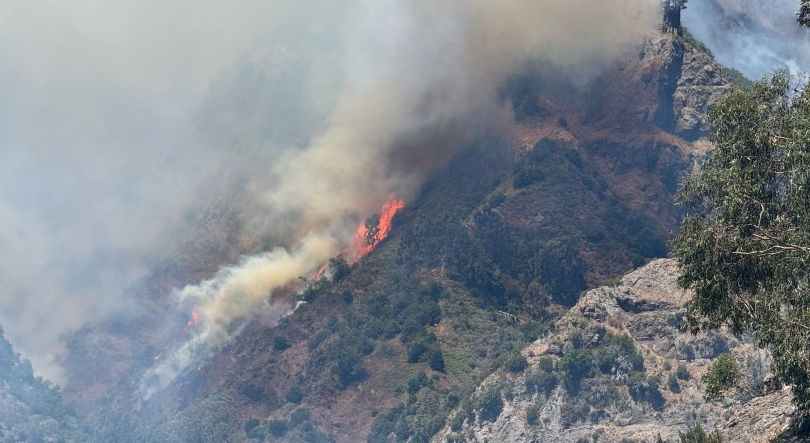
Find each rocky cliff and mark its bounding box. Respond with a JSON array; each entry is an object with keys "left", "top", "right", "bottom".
[
  {"left": 433, "top": 259, "right": 792, "bottom": 443},
  {"left": 644, "top": 34, "right": 734, "bottom": 141}
]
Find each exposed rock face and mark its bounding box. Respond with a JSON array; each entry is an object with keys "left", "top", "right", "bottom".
[
  {"left": 433, "top": 259, "right": 793, "bottom": 443},
  {"left": 721, "top": 388, "right": 795, "bottom": 443},
  {"left": 645, "top": 35, "right": 734, "bottom": 141}
]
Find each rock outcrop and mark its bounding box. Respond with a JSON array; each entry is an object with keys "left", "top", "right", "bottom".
[
  {"left": 644, "top": 35, "right": 734, "bottom": 141},
  {"left": 434, "top": 259, "right": 794, "bottom": 443}
]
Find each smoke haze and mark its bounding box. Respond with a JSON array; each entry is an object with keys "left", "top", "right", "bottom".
[
  {"left": 682, "top": 0, "right": 810, "bottom": 79},
  {"left": 0, "top": 0, "right": 659, "bottom": 388}
]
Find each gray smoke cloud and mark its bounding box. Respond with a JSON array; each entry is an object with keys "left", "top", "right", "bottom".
[
  {"left": 0, "top": 0, "right": 660, "bottom": 388},
  {"left": 682, "top": 0, "right": 810, "bottom": 79}
]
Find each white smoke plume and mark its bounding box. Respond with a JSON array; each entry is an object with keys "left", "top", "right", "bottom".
[
  {"left": 0, "top": 0, "right": 660, "bottom": 388},
  {"left": 140, "top": 0, "right": 662, "bottom": 398},
  {"left": 682, "top": 0, "right": 810, "bottom": 79}
]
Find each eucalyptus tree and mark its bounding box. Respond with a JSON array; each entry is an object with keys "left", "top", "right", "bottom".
[{"left": 673, "top": 71, "right": 810, "bottom": 411}]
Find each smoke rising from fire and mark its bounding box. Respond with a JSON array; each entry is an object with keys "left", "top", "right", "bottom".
[
  {"left": 141, "top": 0, "right": 661, "bottom": 397},
  {"left": 0, "top": 0, "right": 659, "bottom": 387},
  {"left": 682, "top": 0, "right": 810, "bottom": 79}
]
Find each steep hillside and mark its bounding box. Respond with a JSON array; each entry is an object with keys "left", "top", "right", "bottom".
[
  {"left": 0, "top": 325, "right": 88, "bottom": 442},
  {"left": 432, "top": 259, "right": 784, "bottom": 443},
  {"left": 50, "top": 26, "right": 754, "bottom": 443}
]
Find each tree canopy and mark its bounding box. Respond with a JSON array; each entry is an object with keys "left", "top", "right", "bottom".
[
  {"left": 800, "top": 0, "right": 810, "bottom": 28},
  {"left": 673, "top": 71, "right": 810, "bottom": 412}
]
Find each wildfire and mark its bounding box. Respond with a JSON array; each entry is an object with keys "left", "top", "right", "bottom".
[
  {"left": 186, "top": 306, "right": 199, "bottom": 328},
  {"left": 351, "top": 197, "right": 404, "bottom": 264},
  {"left": 153, "top": 352, "right": 163, "bottom": 361}
]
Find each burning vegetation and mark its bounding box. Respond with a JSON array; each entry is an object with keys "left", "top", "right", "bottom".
[{"left": 351, "top": 197, "right": 405, "bottom": 264}]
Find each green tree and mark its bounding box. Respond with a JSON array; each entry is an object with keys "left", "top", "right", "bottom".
[
  {"left": 800, "top": 0, "right": 810, "bottom": 27},
  {"left": 703, "top": 353, "right": 740, "bottom": 401},
  {"left": 672, "top": 71, "right": 810, "bottom": 412}
]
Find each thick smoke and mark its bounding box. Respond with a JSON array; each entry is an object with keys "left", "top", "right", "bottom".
[
  {"left": 0, "top": 0, "right": 659, "bottom": 388},
  {"left": 682, "top": 0, "right": 810, "bottom": 79},
  {"left": 141, "top": 0, "right": 661, "bottom": 398}
]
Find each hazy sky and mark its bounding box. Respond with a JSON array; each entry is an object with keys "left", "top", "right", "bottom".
[{"left": 683, "top": 0, "right": 810, "bottom": 79}]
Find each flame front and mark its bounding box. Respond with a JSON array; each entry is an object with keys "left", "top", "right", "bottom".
[{"left": 352, "top": 197, "right": 404, "bottom": 264}]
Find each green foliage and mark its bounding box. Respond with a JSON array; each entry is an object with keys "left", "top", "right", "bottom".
[
  {"left": 273, "top": 336, "right": 291, "bottom": 352},
  {"left": 560, "top": 348, "right": 594, "bottom": 392},
  {"left": 514, "top": 167, "right": 546, "bottom": 189},
  {"left": 678, "top": 423, "right": 724, "bottom": 443},
  {"left": 330, "top": 256, "right": 351, "bottom": 283},
  {"left": 290, "top": 408, "right": 311, "bottom": 428},
  {"left": 681, "top": 27, "right": 714, "bottom": 58},
  {"left": 525, "top": 404, "right": 541, "bottom": 426},
  {"left": 676, "top": 363, "right": 691, "bottom": 381},
  {"left": 681, "top": 28, "right": 753, "bottom": 92},
  {"left": 428, "top": 347, "right": 446, "bottom": 373},
  {"left": 498, "top": 350, "right": 529, "bottom": 373},
  {"left": 800, "top": 0, "right": 810, "bottom": 28},
  {"left": 525, "top": 369, "right": 558, "bottom": 398},
  {"left": 593, "top": 333, "right": 644, "bottom": 376},
  {"left": 285, "top": 385, "right": 305, "bottom": 404},
  {"left": 368, "top": 404, "right": 409, "bottom": 443},
  {"left": 0, "top": 325, "right": 87, "bottom": 442},
  {"left": 244, "top": 418, "right": 260, "bottom": 434},
  {"left": 266, "top": 419, "right": 289, "bottom": 437},
  {"left": 628, "top": 373, "right": 666, "bottom": 410},
  {"left": 169, "top": 394, "right": 239, "bottom": 443},
  {"left": 236, "top": 381, "right": 265, "bottom": 402},
  {"left": 672, "top": 71, "right": 810, "bottom": 412},
  {"left": 703, "top": 353, "right": 740, "bottom": 401},
  {"left": 475, "top": 386, "right": 504, "bottom": 422},
  {"left": 720, "top": 67, "right": 754, "bottom": 93},
  {"left": 332, "top": 350, "right": 368, "bottom": 389},
  {"left": 560, "top": 397, "right": 590, "bottom": 429},
  {"left": 407, "top": 372, "right": 430, "bottom": 394},
  {"left": 668, "top": 373, "right": 681, "bottom": 393}
]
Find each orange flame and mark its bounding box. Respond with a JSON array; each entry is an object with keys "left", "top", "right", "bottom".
[
  {"left": 153, "top": 352, "right": 163, "bottom": 361},
  {"left": 352, "top": 197, "right": 404, "bottom": 264},
  {"left": 186, "top": 307, "right": 199, "bottom": 328}
]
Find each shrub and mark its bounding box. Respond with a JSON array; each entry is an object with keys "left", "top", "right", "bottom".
[
  {"left": 266, "top": 420, "right": 289, "bottom": 438},
  {"left": 333, "top": 352, "right": 368, "bottom": 389},
  {"left": 678, "top": 423, "right": 724, "bottom": 443},
  {"left": 560, "top": 398, "right": 589, "bottom": 429},
  {"left": 342, "top": 290, "right": 354, "bottom": 304},
  {"left": 676, "top": 363, "right": 691, "bottom": 381},
  {"left": 559, "top": 348, "right": 593, "bottom": 392},
  {"left": 594, "top": 333, "right": 644, "bottom": 375},
  {"left": 537, "top": 356, "right": 555, "bottom": 372},
  {"left": 285, "top": 386, "right": 304, "bottom": 404},
  {"left": 428, "top": 348, "right": 446, "bottom": 373},
  {"left": 476, "top": 387, "right": 503, "bottom": 422},
  {"left": 525, "top": 370, "right": 558, "bottom": 398},
  {"left": 526, "top": 405, "right": 541, "bottom": 426},
  {"left": 407, "top": 372, "right": 429, "bottom": 394},
  {"left": 703, "top": 353, "right": 739, "bottom": 401},
  {"left": 330, "top": 257, "right": 351, "bottom": 282},
  {"left": 273, "top": 336, "right": 291, "bottom": 352},
  {"left": 244, "top": 418, "right": 260, "bottom": 434},
  {"left": 290, "top": 408, "right": 310, "bottom": 428},
  {"left": 501, "top": 351, "right": 529, "bottom": 373},
  {"left": 668, "top": 373, "right": 681, "bottom": 393},
  {"left": 628, "top": 373, "right": 666, "bottom": 410},
  {"left": 514, "top": 168, "right": 546, "bottom": 189}
]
